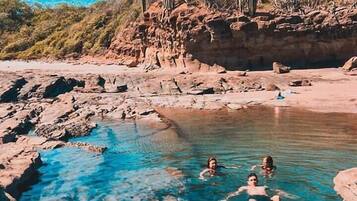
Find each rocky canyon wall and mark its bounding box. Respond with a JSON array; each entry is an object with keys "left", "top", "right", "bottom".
[{"left": 107, "top": 1, "right": 357, "bottom": 71}]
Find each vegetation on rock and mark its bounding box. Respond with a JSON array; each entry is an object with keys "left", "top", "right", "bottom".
[
  {"left": 0, "top": 0, "right": 141, "bottom": 60},
  {"left": 0, "top": 0, "right": 355, "bottom": 61}
]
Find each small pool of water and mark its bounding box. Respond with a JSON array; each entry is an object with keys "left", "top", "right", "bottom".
[
  {"left": 25, "top": 0, "right": 98, "bottom": 7},
  {"left": 20, "top": 107, "right": 357, "bottom": 201}
]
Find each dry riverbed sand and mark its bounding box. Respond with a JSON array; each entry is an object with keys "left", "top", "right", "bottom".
[{"left": 0, "top": 60, "right": 356, "bottom": 200}]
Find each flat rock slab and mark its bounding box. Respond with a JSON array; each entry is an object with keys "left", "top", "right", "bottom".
[
  {"left": 0, "top": 142, "right": 42, "bottom": 199},
  {"left": 334, "top": 168, "right": 357, "bottom": 201},
  {"left": 39, "top": 99, "right": 75, "bottom": 125}
]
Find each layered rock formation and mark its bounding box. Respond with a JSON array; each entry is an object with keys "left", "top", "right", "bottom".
[
  {"left": 107, "top": 1, "right": 357, "bottom": 70},
  {"left": 0, "top": 142, "right": 41, "bottom": 200}
]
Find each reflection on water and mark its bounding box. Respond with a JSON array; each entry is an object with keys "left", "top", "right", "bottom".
[
  {"left": 25, "top": 0, "right": 98, "bottom": 7},
  {"left": 21, "top": 107, "right": 357, "bottom": 201}
]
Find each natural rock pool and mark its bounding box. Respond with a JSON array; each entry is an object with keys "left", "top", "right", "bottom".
[
  {"left": 20, "top": 107, "right": 357, "bottom": 201},
  {"left": 25, "top": 0, "right": 98, "bottom": 7}
]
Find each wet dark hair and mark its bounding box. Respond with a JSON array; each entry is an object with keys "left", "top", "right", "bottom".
[
  {"left": 247, "top": 173, "right": 258, "bottom": 180},
  {"left": 263, "top": 156, "right": 274, "bottom": 165},
  {"left": 207, "top": 157, "right": 217, "bottom": 168}
]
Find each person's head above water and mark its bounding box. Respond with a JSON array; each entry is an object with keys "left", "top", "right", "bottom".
[
  {"left": 262, "top": 156, "right": 274, "bottom": 168},
  {"left": 207, "top": 157, "right": 218, "bottom": 170},
  {"left": 247, "top": 173, "right": 258, "bottom": 186}
]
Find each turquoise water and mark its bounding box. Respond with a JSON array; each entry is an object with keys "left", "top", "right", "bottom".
[
  {"left": 20, "top": 107, "right": 357, "bottom": 201},
  {"left": 25, "top": 0, "right": 98, "bottom": 7}
]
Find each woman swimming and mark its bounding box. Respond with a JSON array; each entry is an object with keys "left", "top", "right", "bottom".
[
  {"left": 199, "top": 157, "right": 226, "bottom": 178},
  {"left": 251, "top": 156, "right": 276, "bottom": 174}
]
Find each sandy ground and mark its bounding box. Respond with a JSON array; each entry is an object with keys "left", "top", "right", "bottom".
[{"left": 1, "top": 60, "right": 356, "bottom": 114}]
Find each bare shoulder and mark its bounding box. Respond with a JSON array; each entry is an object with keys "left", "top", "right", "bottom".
[{"left": 238, "top": 186, "right": 248, "bottom": 191}]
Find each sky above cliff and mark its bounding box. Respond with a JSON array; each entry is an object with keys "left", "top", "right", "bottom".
[{"left": 25, "top": 0, "right": 99, "bottom": 7}]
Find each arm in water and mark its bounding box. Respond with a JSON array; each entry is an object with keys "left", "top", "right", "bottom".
[
  {"left": 223, "top": 186, "right": 246, "bottom": 200},
  {"left": 266, "top": 187, "right": 299, "bottom": 200},
  {"left": 275, "top": 189, "right": 300, "bottom": 200},
  {"left": 221, "top": 165, "right": 241, "bottom": 169},
  {"left": 250, "top": 165, "right": 262, "bottom": 171},
  {"left": 199, "top": 168, "right": 211, "bottom": 179}
]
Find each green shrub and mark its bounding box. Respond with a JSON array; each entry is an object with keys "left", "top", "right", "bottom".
[
  {"left": 0, "top": 0, "right": 33, "bottom": 32},
  {"left": 0, "top": 0, "right": 141, "bottom": 60}
]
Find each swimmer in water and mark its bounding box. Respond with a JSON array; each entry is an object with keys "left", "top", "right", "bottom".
[
  {"left": 251, "top": 156, "right": 276, "bottom": 174},
  {"left": 199, "top": 157, "right": 227, "bottom": 178},
  {"left": 225, "top": 173, "right": 280, "bottom": 201},
  {"left": 199, "top": 157, "right": 240, "bottom": 179}
]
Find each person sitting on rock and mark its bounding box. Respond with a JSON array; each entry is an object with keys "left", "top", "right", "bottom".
[
  {"left": 276, "top": 91, "right": 285, "bottom": 100},
  {"left": 224, "top": 173, "right": 281, "bottom": 201},
  {"left": 251, "top": 156, "right": 277, "bottom": 175}
]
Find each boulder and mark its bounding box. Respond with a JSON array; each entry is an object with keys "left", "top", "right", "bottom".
[
  {"left": 0, "top": 77, "right": 27, "bottom": 103},
  {"left": 160, "top": 79, "right": 182, "bottom": 95},
  {"left": 227, "top": 103, "right": 243, "bottom": 110},
  {"left": 238, "top": 71, "right": 248, "bottom": 77},
  {"left": 80, "top": 75, "right": 106, "bottom": 93},
  {"left": 265, "top": 83, "right": 280, "bottom": 91},
  {"left": 273, "top": 62, "right": 290, "bottom": 74},
  {"left": 35, "top": 76, "right": 83, "bottom": 98},
  {"left": 125, "top": 59, "right": 139, "bottom": 67},
  {"left": 187, "top": 87, "right": 214, "bottom": 95},
  {"left": 334, "top": 168, "right": 357, "bottom": 201},
  {"left": 143, "top": 63, "right": 161, "bottom": 72},
  {"left": 342, "top": 56, "right": 357, "bottom": 71},
  {"left": 106, "top": 83, "right": 128, "bottom": 93},
  {"left": 289, "top": 79, "right": 312, "bottom": 87},
  {"left": 231, "top": 21, "right": 258, "bottom": 32}
]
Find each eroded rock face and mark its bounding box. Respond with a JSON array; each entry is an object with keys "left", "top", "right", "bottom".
[
  {"left": 107, "top": 1, "right": 357, "bottom": 70},
  {"left": 334, "top": 168, "right": 357, "bottom": 201}
]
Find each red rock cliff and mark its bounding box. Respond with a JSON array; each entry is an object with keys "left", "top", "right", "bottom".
[{"left": 107, "top": 1, "right": 357, "bottom": 71}]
